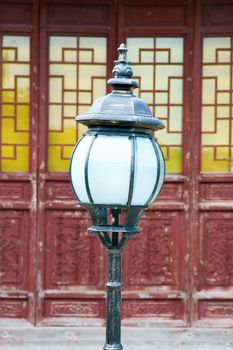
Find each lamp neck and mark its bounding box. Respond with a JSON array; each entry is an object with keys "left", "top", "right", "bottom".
[{"left": 84, "top": 127, "right": 155, "bottom": 138}]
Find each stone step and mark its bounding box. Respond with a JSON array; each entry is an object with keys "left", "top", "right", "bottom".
[{"left": 1, "top": 327, "right": 233, "bottom": 350}]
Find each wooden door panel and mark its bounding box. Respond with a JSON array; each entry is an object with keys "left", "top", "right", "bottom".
[
  {"left": 193, "top": 210, "right": 233, "bottom": 327},
  {"left": 37, "top": 0, "right": 117, "bottom": 325},
  {"left": 192, "top": 0, "right": 233, "bottom": 326},
  {"left": 124, "top": 211, "right": 186, "bottom": 289},
  {"left": 0, "top": 210, "right": 30, "bottom": 320},
  {"left": 45, "top": 210, "right": 100, "bottom": 289},
  {"left": 0, "top": 0, "right": 39, "bottom": 325},
  {"left": 117, "top": 0, "right": 193, "bottom": 325}
]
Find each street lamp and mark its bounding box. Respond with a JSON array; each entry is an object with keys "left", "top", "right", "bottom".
[{"left": 70, "top": 43, "right": 165, "bottom": 350}]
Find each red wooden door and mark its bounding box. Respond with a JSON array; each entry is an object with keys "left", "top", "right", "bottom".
[
  {"left": 0, "top": 0, "right": 233, "bottom": 328},
  {"left": 0, "top": 1, "right": 39, "bottom": 324}
]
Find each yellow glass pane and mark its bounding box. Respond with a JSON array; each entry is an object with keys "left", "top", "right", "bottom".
[
  {"left": 79, "top": 37, "right": 107, "bottom": 62},
  {"left": 48, "top": 119, "right": 75, "bottom": 144},
  {"left": 3, "top": 36, "right": 30, "bottom": 61},
  {"left": 141, "top": 50, "right": 154, "bottom": 62},
  {"left": 202, "top": 119, "right": 229, "bottom": 146},
  {"left": 49, "top": 77, "right": 62, "bottom": 103},
  {"left": 203, "top": 65, "right": 230, "bottom": 90},
  {"left": 49, "top": 36, "right": 77, "bottom": 61},
  {"left": 48, "top": 146, "right": 69, "bottom": 172},
  {"left": 64, "top": 105, "right": 76, "bottom": 117},
  {"left": 64, "top": 91, "right": 76, "bottom": 103},
  {"left": 64, "top": 49, "right": 77, "bottom": 62},
  {"left": 217, "top": 106, "right": 229, "bottom": 118},
  {"left": 93, "top": 78, "right": 106, "bottom": 101},
  {"left": 2, "top": 48, "right": 16, "bottom": 61},
  {"left": 155, "top": 92, "right": 168, "bottom": 104},
  {"left": 201, "top": 147, "right": 229, "bottom": 172},
  {"left": 202, "top": 106, "right": 215, "bottom": 132},
  {"left": 2, "top": 145, "right": 14, "bottom": 158},
  {"left": 79, "top": 92, "right": 91, "bottom": 104},
  {"left": 2, "top": 118, "right": 29, "bottom": 144},
  {"left": 156, "top": 37, "right": 183, "bottom": 62},
  {"left": 157, "top": 126, "right": 182, "bottom": 146},
  {"left": 170, "top": 79, "right": 183, "bottom": 104},
  {"left": 155, "top": 106, "right": 167, "bottom": 118},
  {"left": 2, "top": 63, "right": 29, "bottom": 89},
  {"left": 2, "top": 146, "right": 29, "bottom": 172},
  {"left": 216, "top": 146, "right": 229, "bottom": 160},
  {"left": 140, "top": 92, "right": 153, "bottom": 104},
  {"left": 49, "top": 105, "right": 62, "bottom": 130},
  {"left": 169, "top": 107, "right": 182, "bottom": 132},
  {"left": 2, "top": 104, "right": 15, "bottom": 116},
  {"left": 78, "top": 105, "right": 89, "bottom": 115},
  {"left": 50, "top": 64, "right": 77, "bottom": 89},
  {"left": 161, "top": 146, "right": 182, "bottom": 173},
  {"left": 203, "top": 37, "right": 231, "bottom": 63},
  {"left": 16, "top": 105, "right": 30, "bottom": 130},
  {"left": 155, "top": 65, "right": 183, "bottom": 90},
  {"left": 79, "top": 64, "right": 106, "bottom": 89},
  {"left": 1, "top": 35, "right": 30, "bottom": 173},
  {"left": 155, "top": 50, "right": 169, "bottom": 63},
  {"left": 202, "top": 79, "right": 215, "bottom": 104},
  {"left": 78, "top": 124, "right": 87, "bottom": 139},
  {"left": 133, "top": 65, "right": 153, "bottom": 90},
  {"left": 17, "top": 77, "right": 29, "bottom": 103},
  {"left": 217, "top": 92, "right": 230, "bottom": 104},
  {"left": 126, "top": 38, "right": 154, "bottom": 62},
  {"left": 79, "top": 49, "right": 93, "bottom": 63},
  {"left": 2, "top": 90, "right": 14, "bottom": 103},
  {"left": 63, "top": 146, "right": 73, "bottom": 159},
  {"left": 202, "top": 36, "right": 233, "bottom": 173},
  {"left": 218, "top": 49, "right": 231, "bottom": 63}
]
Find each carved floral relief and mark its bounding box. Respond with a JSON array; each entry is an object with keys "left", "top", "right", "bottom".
[
  {"left": 0, "top": 217, "right": 23, "bottom": 285},
  {"left": 205, "top": 219, "right": 233, "bottom": 285}
]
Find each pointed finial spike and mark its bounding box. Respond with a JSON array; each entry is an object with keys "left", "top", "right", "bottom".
[{"left": 117, "top": 43, "right": 128, "bottom": 60}]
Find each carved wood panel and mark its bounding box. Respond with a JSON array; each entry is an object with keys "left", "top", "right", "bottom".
[
  {"left": 204, "top": 217, "right": 233, "bottom": 286},
  {"left": 45, "top": 211, "right": 100, "bottom": 288},
  {"left": 124, "top": 211, "right": 185, "bottom": 287},
  {"left": 0, "top": 212, "right": 29, "bottom": 288}
]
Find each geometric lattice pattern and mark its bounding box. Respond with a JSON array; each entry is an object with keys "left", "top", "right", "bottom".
[
  {"left": 201, "top": 37, "right": 233, "bottom": 173},
  {"left": 0, "top": 36, "right": 30, "bottom": 172},
  {"left": 48, "top": 36, "right": 107, "bottom": 172},
  {"left": 127, "top": 37, "right": 184, "bottom": 173}
]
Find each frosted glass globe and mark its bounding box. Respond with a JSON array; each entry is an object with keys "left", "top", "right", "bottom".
[{"left": 70, "top": 133, "right": 164, "bottom": 207}]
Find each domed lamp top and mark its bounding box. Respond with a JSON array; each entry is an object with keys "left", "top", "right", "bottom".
[{"left": 76, "top": 43, "right": 165, "bottom": 132}]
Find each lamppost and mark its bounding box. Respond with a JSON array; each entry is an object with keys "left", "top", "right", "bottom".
[{"left": 70, "top": 43, "right": 165, "bottom": 350}]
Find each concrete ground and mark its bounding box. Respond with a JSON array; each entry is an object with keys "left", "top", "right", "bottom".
[{"left": 1, "top": 327, "right": 233, "bottom": 350}]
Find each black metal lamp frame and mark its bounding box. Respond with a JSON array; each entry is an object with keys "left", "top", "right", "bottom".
[{"left": 70, "top": 43, "right": 165, "bottom": 350}]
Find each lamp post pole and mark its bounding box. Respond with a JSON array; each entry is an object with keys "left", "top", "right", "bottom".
[
  {"left": 70, "top": 44, "right": 165, "bottom": 350},
  {"left": 105, "top": 211, "right": 123, "bottom": 350},
  {"left": 105, "top": 243, "right": 123, "bottom": 350}
]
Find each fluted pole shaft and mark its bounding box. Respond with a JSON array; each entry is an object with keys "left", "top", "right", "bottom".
[{"left": 104, "top": 247, "right": 123, "bottom": 350}]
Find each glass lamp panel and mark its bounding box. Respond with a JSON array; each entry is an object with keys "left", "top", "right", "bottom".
[
  {"left": 70, "top": 135, "right": 93, "bottom": 203},
  {"left": 131, "top": 137, "right": 158, "bottom": 206},
  {"left": 149, "top": 141, "right": 165, "bottom": 203},
  {"left": 88, "top": 135, "right": 131, "bottom": 205}
]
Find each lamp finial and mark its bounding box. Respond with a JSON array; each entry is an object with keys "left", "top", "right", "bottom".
[{"left": 111, "top": 43, "right": 133, "bottom": 80}]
